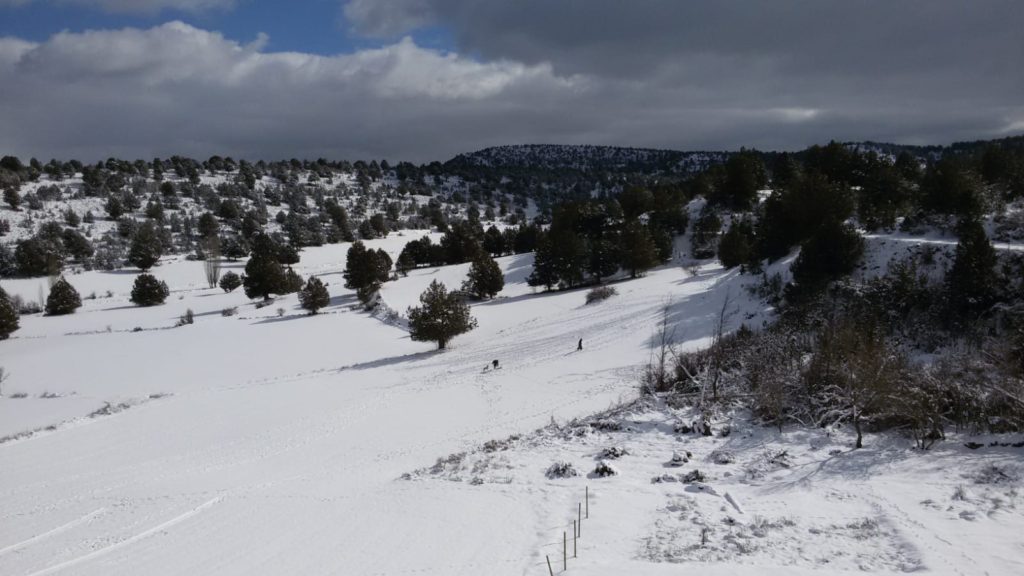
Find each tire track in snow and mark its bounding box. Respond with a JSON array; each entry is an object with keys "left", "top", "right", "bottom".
[
  {"left": 22, "top": 496, "right": 223, "bottom": 576},
  {"left": 0, "top": 508, "right": 106, "bottom": 557}
]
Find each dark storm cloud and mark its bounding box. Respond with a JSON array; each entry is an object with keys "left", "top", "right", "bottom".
[
  {"left": 343, "top": 0, "right": 1024, "bottom": 142},
  {"left": 0, "top": 1, "right": 1021, "bottom": 162}
]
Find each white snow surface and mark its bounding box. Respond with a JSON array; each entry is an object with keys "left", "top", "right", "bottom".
[{"left": 2, "top": 233, "right": 1022, "bottom": 575}]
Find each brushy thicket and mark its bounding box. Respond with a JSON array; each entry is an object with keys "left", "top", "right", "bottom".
[{"left": 662, "top": 248, "right": 1024, "bottom": 449}]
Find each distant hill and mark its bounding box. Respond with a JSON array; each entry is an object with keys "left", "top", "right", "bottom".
[
  {"left": 446, "top": 144, "right": 730, "bottom": 174},
  {"left": 448, "top": 136, "right": 1024, "bottom": 174}
]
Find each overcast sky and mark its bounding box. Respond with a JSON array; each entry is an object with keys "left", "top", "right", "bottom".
[{"left": 0, "top": 0, "right": 1021, "bottom": 162}]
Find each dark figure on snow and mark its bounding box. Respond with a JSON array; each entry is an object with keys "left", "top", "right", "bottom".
[
  {"left": 577, "top": 338, "right": 583, "bottom": 351},
  {"left": 492, "top": 359, "right": 499, "bottom": 369}
]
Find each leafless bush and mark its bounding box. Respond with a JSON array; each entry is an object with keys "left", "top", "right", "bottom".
[{"left": 585, "top": 285, "right": 617, "bottom": 304}]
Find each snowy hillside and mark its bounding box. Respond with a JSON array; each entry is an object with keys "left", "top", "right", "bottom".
[{"left": 2, "top": 226, "right": 1022, "bottom": 575}]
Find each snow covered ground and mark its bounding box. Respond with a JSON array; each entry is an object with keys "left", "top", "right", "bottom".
[{"left": 1, "top": 233, "right": 1021, "bottom": 575}]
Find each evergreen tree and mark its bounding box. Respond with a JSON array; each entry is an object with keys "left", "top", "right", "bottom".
[
  {"left": 374, "top": 249, "right": 393, "bottom": 282},
  {"left": 62, "top": 229, "right": 94, "bottom": 260},
  {"left": 15, "top": 236, "right": 64, "bottom": 277},
  {"left": 464, "top": 253, "right": 504, "bottom": 299},
  {"left": 243, "top": 233, "right": 285, "bottom": 300},
  {"left": 619, "top": 222, "right": 659, "bottom": 278},
  {"left": 105, "top": 195, "right": 124, "bottom": 220},
  {"left": 45, "top": 277, "right": 81, "bottom": 315},
  {"left": 277, "top": 243, "right": 301, "bottom": 265},
  {"left": 716, "top": 151, "right": 767, "bottom": 210},
  {"left": 789, "top": 220, "right": 864, "bottom": 297},
  {"left": 527, "top": 232, "right": 558, "bottom": 290},
  {"left": 358, "top": 219, "right": 376, "bottom": 240},
  {"left": 219, "top": 271, "right": 242, "bottom": 293},
  {"left": 0, "top": 286, "right": 19, "bottom": 339},
  {"left": 440, "top": 221, "right": 482, "bottom": 264},
  {"left": 128, "top": 221, "right": 163, "bottom": 270},
  {"left": 298, "top": 276, "right": 330, "bottom": 314},
  {"left": 946, "top": 219, "right": 998, "bottom": 318},
  {"left": 718, "top": 219, "right": 755, "bottom": 269},
  {"left": 396, "top": 251, "right": 416, "bottom": 277},
  {"left": 344, "top": 241, "right": 376, "bottom": 290},
  {"left": 64, "top": 208, "right": 80, "bottom": 227},
  {"left": 197, "top": 212, "right": 220, "bottom": 239},
  {"left": 692, "top": 208, "right": 722, "bottom": 259},
  {"left": 370, "top": 213, "right": 389, "bottom": 237},
  {"left": 586, "top": 237, "right": 621, "bottom": 282},
  {"left": 551, "top": 229, "right": 588, "bottom": 288},
  {"left": 130, "top": 273, "right": 170, "bottom": 306},
  {"left": 281, "top": 267, "right": 304, "bottom": 294},
  {"left": 3, "top": 187, "right": 20, "bottom": 210},
  {"left": 483, "top": 225, "right": 506, "bottom": 256},
  {"left": 407, "top": 280, "right": 477, "bottom": 349}
]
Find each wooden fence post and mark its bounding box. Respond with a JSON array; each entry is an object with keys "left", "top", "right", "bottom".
[
  {"left": 573, "top": 520, "right": 577, "bottom": 557},
  {"left": 585, "top": 486, "right": 589, "bottom": 519},
  {"left": 563, "top": 531, "right": 567, "bottom": 571}
]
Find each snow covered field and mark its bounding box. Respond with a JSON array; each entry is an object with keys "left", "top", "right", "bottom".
[{"left": 1, "top": 234, "right": 1022, "bottom": 575}]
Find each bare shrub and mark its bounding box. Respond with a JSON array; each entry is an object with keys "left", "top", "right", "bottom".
[{"left": 585, "top": 285, "right": 617, "bottom": 304}]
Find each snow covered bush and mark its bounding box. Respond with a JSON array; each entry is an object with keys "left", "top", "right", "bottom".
[
  {"left": 600, "top": 446, "right": 629, "bottom": 459},
  {"left": 545, "top": 461, "right": 578, "bottom": 479},
  {"left": 590, "top": 418, "right": 622, "bottom": 432},
  {"left": 592, "top": 460, "right": 618, "bottom": 477},
  {"left": 710, "top": 450, "right": 735, "bottom": 465},
  {"left": 681, "top": 469, "right": 706, "bottom": 483}
]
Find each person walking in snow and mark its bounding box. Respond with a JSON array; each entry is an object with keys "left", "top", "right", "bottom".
[{"left": 577, "top": 338, "right": 583, "bottom": 351}]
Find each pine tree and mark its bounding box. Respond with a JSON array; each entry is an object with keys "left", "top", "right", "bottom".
[
  {"left": 946, "top": 218, "right": 998, "bottom": 318},
  {"left": 718, "top": 219, "right": 754, "bottom": 269},
  {"left": 0, "top": 286, "right": 19, "bottom": 339},
  {"left": 281, "top": 267, "right": 303, "bottom": 294},
  {"left": 197, "top": 212, "right": 220, "bottom": 239},
  {"left": 277, "top": 243, "right": 301, "bottom": 265},
  {"left": 464, "top": 253, "right": 504, "bottom": 299},
  {"left": 45, "top": 277, "right": 81, "bottom": 315},
  {"left": 408, "top": 280, "right": 477, "bottom": 350},
  {"left": 344, "top": 241, "right": 388, "bottom": 289},
  {"left": 583, "top": 237, "right": 619, "bottom": 282},
  {"left": 219, "top": 271, "right": 242, "bottom": 293},
  {"left": 130, "top": 273, "right": 170, "bottom": 306},
  {"left": 105, "top": 195, "right": 124, "bottom": 220},
  {"left": 527, "top": 232, "right": 558, "bottom": 290},
  {"left": 619, "top": 222, "right": 659, "bottom": 278},
  {"left": 551, "top": 229, "right": 588, "bottom": 288},
  {"left": 298, "top": 276, "right": 330, "bottom": 314},
  {"left": 483, "top": 225, "right": 506, "bottom": 256},
  {"left": 243, "top": 233, "right": 285, "bottom": 300},
  {"left": 789, "top": 219, "right": 864, "bottom": 297},
  {"left": 128, "top": 221, "right": 163, "bottom": 270},
  {"left": 396, "top": 251, "right": 416, "bottom": 277},
  {"left": 374, "top": 249, "right": 393, "bottom": 282},
  {"left": 3, "top": 187, "right": 20, "bottom": 210}
]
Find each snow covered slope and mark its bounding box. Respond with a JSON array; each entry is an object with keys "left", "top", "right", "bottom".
[
  {"left": 0, "top": 237, "right": 767, "bottom": 576},
  {"left": 2, "top": 231, "right": 1021, "bottom": 575}
]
